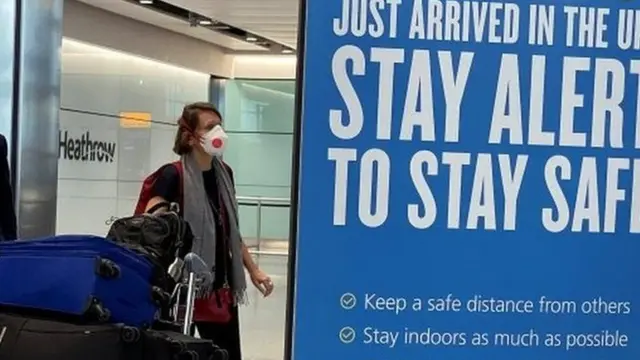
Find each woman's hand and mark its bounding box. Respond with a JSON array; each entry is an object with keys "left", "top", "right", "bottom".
[{"left": 249, "top": 269, "right": 274, "bottom": 297}]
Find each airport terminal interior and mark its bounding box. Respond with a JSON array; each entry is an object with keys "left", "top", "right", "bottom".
[
  {"left": 5, "top": 0, "right": 639, "bottom": 359},
  {"left": 1, "top": 1, "right": 298, "bottom": 359}
]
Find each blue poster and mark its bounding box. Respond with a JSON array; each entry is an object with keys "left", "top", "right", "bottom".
[{"left": 291, "top": 0, "right": 640, "bottom": 359}]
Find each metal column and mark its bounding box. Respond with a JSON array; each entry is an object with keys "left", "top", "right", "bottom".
[{"left": 0, "top": 0, "right": 63, "bottom": 239}]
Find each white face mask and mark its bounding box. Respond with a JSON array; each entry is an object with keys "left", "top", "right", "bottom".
[{"left": 200, "top": 125, "right": 228, "bottom": 157}]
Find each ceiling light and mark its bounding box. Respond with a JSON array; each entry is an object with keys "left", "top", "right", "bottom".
[
  {"left": 282, "top": 49, "right": 293, "bottom": 54},
  {"left": 198, "top": 19, "right": 213, "bottom": 25},
  {"left": 139, "top": 0, "right": 153, "bottom": 4},
  {"left": 246, "top": 36, "right": 258, "bottom": 42}
]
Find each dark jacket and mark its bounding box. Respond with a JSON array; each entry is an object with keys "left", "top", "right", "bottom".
[{"left": 0, "top": 134, "right": 17, "bottom": 240}]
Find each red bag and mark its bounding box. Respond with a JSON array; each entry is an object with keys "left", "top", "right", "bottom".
[
  {"left": 135, "top": 161, "right": 234, "bottom": 323},
  {"left": 193, "top": 288, "right": 232, "bottom": 323},
  {"left": 134, "top": 161, "right": 183, "bottom": 215}
]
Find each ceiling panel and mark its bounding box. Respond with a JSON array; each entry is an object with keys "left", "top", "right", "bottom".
[
  {"left": 79, "top": 0, "right": 269, "bottom": 51},
  {"left": 166, "top": 0, "right": 299, "bottom": 48}
]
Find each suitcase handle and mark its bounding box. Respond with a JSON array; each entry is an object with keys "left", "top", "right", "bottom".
[
  {"left": 151, "top": 286, "right": 170, "bottom": 307},
  {"left": 95, "top": 257, "right": 121, "bottom": 278}
]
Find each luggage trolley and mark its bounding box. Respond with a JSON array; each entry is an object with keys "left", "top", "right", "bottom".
[
  {"left": 170, "top": 271, "right": 198, "bottom": 335},
  {"left": 167, "top": 256, "right": 231, "bottom": 360},
  {"left": 168, "top": 253, "right": 213, "bottom": 336}
]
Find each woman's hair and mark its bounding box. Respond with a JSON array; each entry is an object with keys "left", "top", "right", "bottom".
[{"left": 173, "top": 102, "right": 222, "bottom": 155}]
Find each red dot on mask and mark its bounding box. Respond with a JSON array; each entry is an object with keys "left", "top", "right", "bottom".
[{"left": 212, "top": 138, "right": 223, "bottom": 149}]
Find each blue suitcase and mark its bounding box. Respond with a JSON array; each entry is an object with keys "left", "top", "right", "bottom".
[{"left": 0, "top": 235, "right": 161, "bottom": 327}]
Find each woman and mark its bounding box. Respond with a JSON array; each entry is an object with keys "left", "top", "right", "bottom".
[{"left": 144, "top": 102, "right": 274, "bottom": 359}]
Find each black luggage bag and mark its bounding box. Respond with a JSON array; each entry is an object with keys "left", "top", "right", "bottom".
[
  {"left": 0, "top": 312, "right": 144, "bottom": 360},
  {"left": 106, "top": 202, "right": 194, "bottom": 275},
  {"left": 0, "top": 312, "right": 228, "bottom": 360}
]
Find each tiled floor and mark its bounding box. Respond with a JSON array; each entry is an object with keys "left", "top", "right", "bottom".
[{"left": 240, "top": 255, "right": 289, "bottom": 360}]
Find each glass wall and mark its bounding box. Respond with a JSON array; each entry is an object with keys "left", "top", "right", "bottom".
[
  {"left": 222, "top": 80, "right": 295, "bottom": 247},
  {"left": 56, "top": 40, "right": 294, "bottom": 360},
  {"left": 57, "top": 38, "right": 210, "bottom": 235}
]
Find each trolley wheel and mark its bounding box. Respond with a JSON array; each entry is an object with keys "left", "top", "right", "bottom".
[
  {"left": 213, "top": 348, "right": 228, "bottom": 360},
  {"left": 174, "top": 350, "right": 198, "bottom": 360},
  {"left": 120, "top": 326, "right": 141, "bottom": 343}
]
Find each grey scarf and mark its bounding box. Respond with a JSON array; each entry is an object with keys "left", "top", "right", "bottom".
[{"left": 182, "top": 154, "right": 246, "bottom": 304}]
